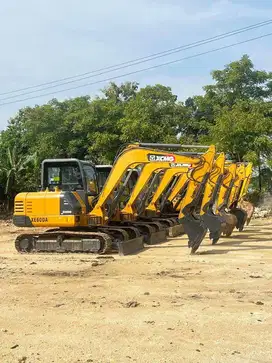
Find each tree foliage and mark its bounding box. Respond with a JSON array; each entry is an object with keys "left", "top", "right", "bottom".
[{"left": 0, "top": 54, "right": 272, "bottom": 204}]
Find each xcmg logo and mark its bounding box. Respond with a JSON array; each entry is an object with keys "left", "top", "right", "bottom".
[
  {"left": 147, "top": 154, "right": 176, "bottom": 162},
  {"left": 170, "top": 163, "right": 192, "bottom": 168}
]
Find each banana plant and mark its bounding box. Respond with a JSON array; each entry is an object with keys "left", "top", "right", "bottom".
[{"left": 0, "top": 147, "right": 37, "bottom": 211}]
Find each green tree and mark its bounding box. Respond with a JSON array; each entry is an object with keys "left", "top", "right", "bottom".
[
  {"left": 73, "top": 82, "right": 139, "bottom": 163},
  {"left": 119, "top": 84, "right": 184, "bottom": 143},
  {"left": 210, "top": 100, "right": 272, "bottom": 191},
  {"left": 204, "top": 54, "right": 272, "bottom": 107}
]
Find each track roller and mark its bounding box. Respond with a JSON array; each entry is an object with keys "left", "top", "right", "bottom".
[{"left": 15, "top": 231, "right": 112, "bottom": 254}]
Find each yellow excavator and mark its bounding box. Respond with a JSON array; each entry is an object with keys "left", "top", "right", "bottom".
[
  {"left": 144, "top": 167, "right": 188, "bottom": 237},
  {"left": 197, "top": 152, "right": 226, "bottom": 245},
  {"left": 238, "top": 163, "right": 254, "bottom": 226},
  {"left": 13, "top": 143, "right": 215, "bottom": 255},
  {"left": 177, "top": 146, "right": 222, "bottom": 253},
  {"left": 228, "top": 162, "right": 253, "bottom": 232},
  {"left": 217, "top": 161, "right": 253, "bottom": 237},
  {"left": 217, "top": 162, "right": 238, "bottom": 237}
]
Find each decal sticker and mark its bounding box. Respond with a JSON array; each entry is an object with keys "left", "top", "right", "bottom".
[
  {"left": 170, "top": 163, "right": 192, "bottom": 168},
  {"left": 31, "top": 217, "right": 48, "bottom": 222},
  {"left": 147, "top": 154, "right": 175, "bottom": 162}
]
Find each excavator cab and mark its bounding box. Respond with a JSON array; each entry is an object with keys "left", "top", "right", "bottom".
[{"left": 42, "top": 159, "right": 98, "bottom": 195}]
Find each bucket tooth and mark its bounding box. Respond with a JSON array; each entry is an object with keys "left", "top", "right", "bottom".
[{"left": 179, "top": 214, "right": 207, "bottom": 253}]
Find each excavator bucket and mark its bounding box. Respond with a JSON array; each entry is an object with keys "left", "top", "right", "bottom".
[
  {"left": 240, "top": 200, "right": 255, "bottom": 225},
  {"left": 197, "top": 152, "right": 226, "bottom": 245},
  {"left": 200, "top": 207, "right": 225, "bottom": 244},
  {"left": 178, "top": 145, "right": 217, "bottom": 253},
  {"left": 216, "top": 162, "right": 239, "bottom": 238},
  {"left": 238, "top": 164, "right": 254, "bottom": 226},
  {"left": 229, "top": 206, "right": 248, "bottom": 231},
  {"left": 103, "top": 225, "right": 145, "bottom": 256},
  {"left": 219, "top": 209, "right": 238, "bottom": 237},
  {"left": 182, "top": 213, "right": 207, "bottom": 253},
  {"left": 227, "top": 162, "right": 253, "bottom": 232}
]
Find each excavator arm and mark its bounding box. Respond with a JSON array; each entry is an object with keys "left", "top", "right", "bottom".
[
  {"left": 165, "top": 173, "right": 189, "bottom": 211},
  {"left": 228, "top": 164, "right": 248, "bottom": 231},
  {"left": 239, "top": 163, "right": 253, "bottom": 199},
  {"left": 176, "top": 147, "right": 216, "bottom": 253},
  {"left": 217, "top": 163, "right": 237, "bottom": 211},
  {"left": 216, "top": 163, "right": 238, "bottom": 238},
  {"left": 145, "top": 167, "right": 188, "bottom": 215},
  {"left": 229, "top": 164, "right": 245, "bottom": 205},
  {"left": 199, "top": 153, "right": 226, "bottom": 244},
  {"left": 238, "top": 163, "right": 254, "bottom": 226}
]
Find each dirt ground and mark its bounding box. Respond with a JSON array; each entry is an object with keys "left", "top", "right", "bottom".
[{"left": 0, "top": 219, "right": 271, "bottom": 363}]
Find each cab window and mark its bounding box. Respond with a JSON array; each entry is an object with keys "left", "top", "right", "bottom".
[
  {"left": 83, "top": 165, "right": 98, "bottom": 194},
  {"left": 44, "top": 163, "right": 84, "bottom": 191}
]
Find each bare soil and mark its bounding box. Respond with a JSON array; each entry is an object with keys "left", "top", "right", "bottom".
[{"left": 0, "top": 219, "right": 272, "bottom": 363}]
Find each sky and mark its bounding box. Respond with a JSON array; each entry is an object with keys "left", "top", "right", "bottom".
[{"left": 0, "top": 0, "right": 272, "bottom": 129}]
